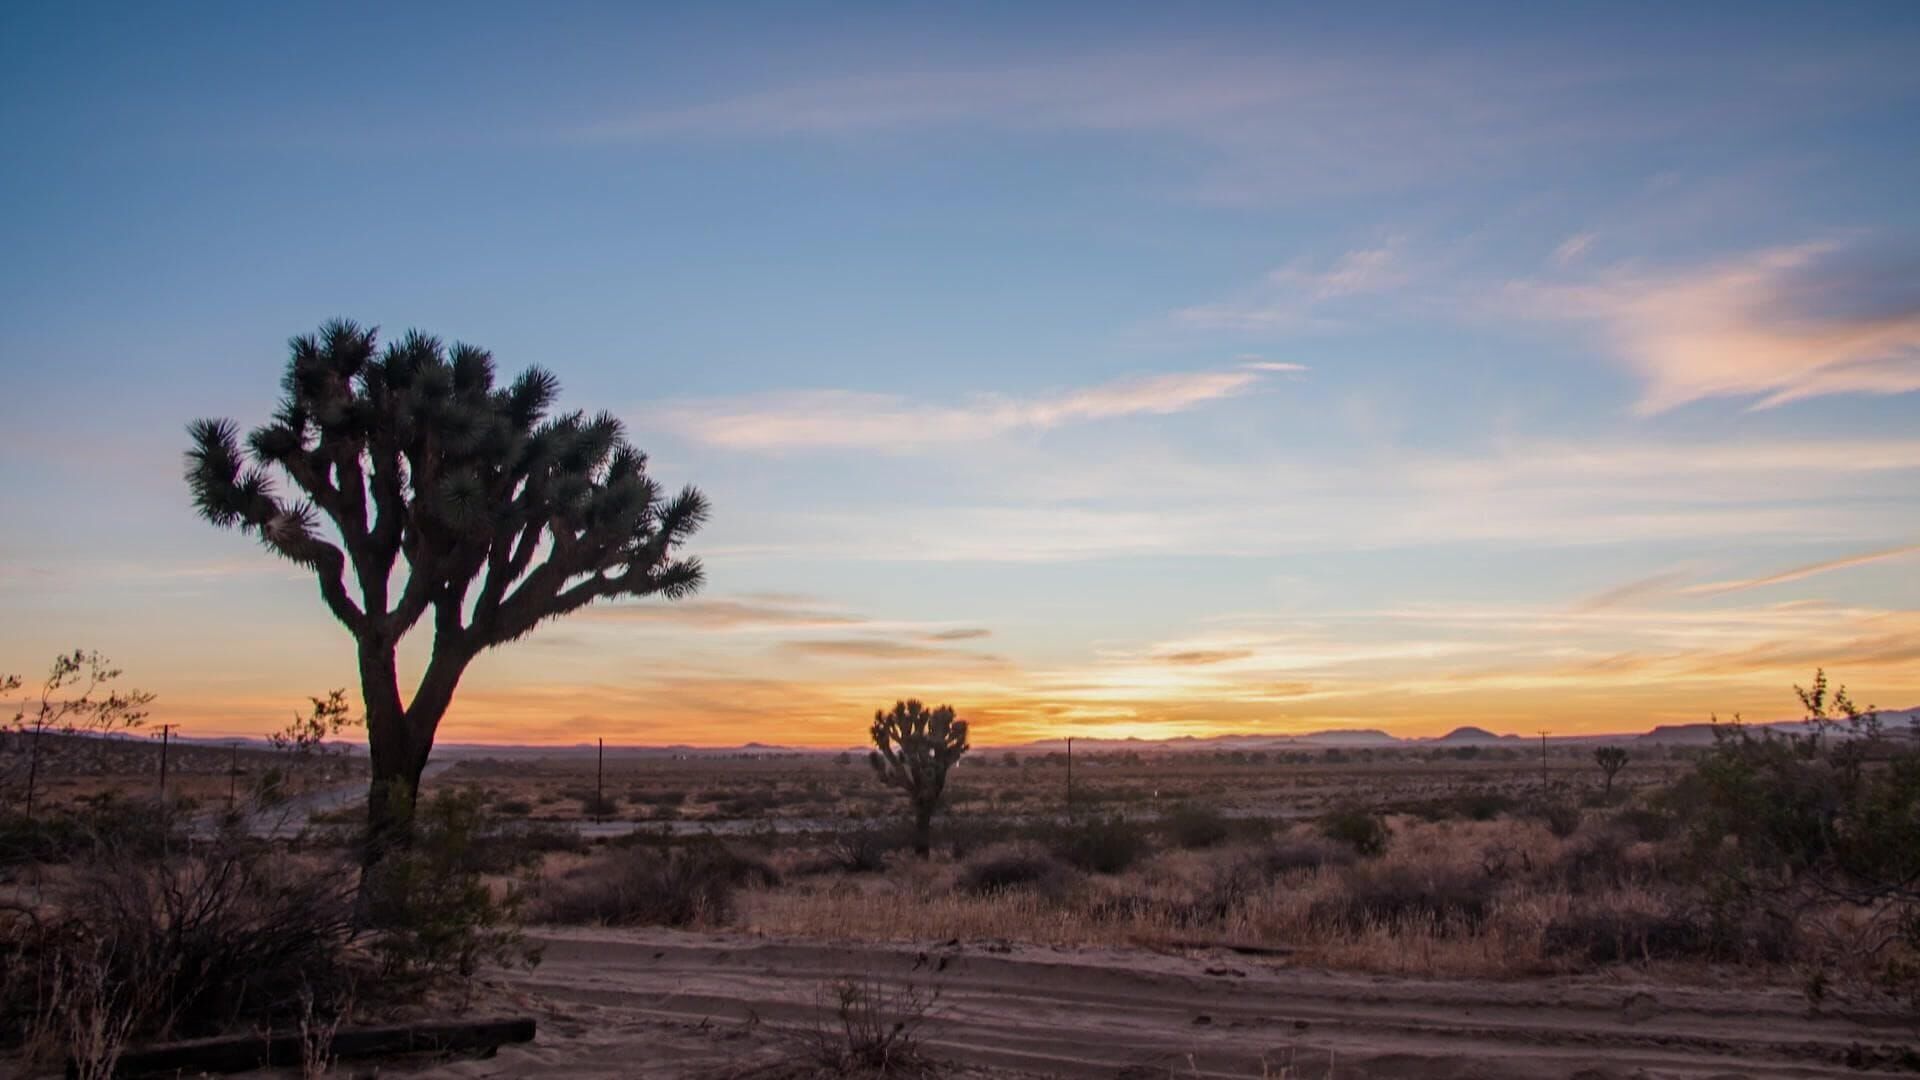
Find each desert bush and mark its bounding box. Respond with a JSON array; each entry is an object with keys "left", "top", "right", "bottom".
[
  {"left": 830, "top": 825, "right": 906, "bottom": 873},
  {"left": 1529, "top": 798, "right": 1583, "bottom": 839},
  {"left": 0, "top": 796, "right": 184, "bottom": 867},
  {"left": 361, "top": 790, "right": 540, "bottom": 982},
  {"left": 1319, "top": 805, "right": 1390, "bottom": 856},
  {"left": 1397, "top": 790, "right": 1518, "bottom": 822},
  {"left": 1313, "top": 862, "right": 1495, "bottom": 934},
  {"left": 1544, "top": 902, "right": 1795, "bottom": 965},
  {"left": 2, "top": 832, "right": 358, "bottom": 1065},
  {"left": 802, "top": 978, "right": 938, "bottom": 1078},
  {"left": 1261, "top": 833, "right": 1357, "bottom": 875},
  {"left": 1044, "top": 815, "right": 1151, "bottom": 874},
  {"left": 579, "top": 792, "right": 619, "bottom": 819},
  {"left": 957, "top": 846, "right": 1072, "bottom": 896},
  {"left": 1610, "top": 803, "right": 1675, "bottom": 843},
  {"left": 1543, "top": 908, "right": 1713, "bottom": 963},
  {"left": 1163, "top": 803, "right": 1230, "bottom": 849},
  {"left": 495, "top": 798, "right": 533, "bottom": 816},
  {"left": 536, "top": 843, "right": 775, "bottom": 927}
]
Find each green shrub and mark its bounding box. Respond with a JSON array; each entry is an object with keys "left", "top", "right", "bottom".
[{"left": 362, "top": 791, "right": 540, "bottom": 982}]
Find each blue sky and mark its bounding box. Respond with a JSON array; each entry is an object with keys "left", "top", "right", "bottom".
[{"left": 3, "top": 3, "right": 1918, "bottom": 744}]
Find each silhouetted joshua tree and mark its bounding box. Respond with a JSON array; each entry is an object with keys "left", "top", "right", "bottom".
[
  {"left": 187, "top": 320, "right": 706, "bottom": 858},
  {"left": 1594, "top": 745, "right": 1630, "bottom": 796},
  {"left": 869, "top": 699, "right": 970, "bottom": 857}
]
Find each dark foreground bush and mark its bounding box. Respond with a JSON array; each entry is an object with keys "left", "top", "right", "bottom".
[
  {"left": 957, "top": 846, "right": 1072, "bottom": 896},
  {"left": 1163, "top": 803, "right": 1231, "bottom": 849},
  {"left": 1312, "top": 863, "right": 1494, "bottom": 934},
  {"left": 535, "top": 844, "right": 776, "bottom": 927},
  {"left": 1543, "top": 905, "right": 1796, "bottom": 965},
  {"left": 1, "top": 833, "right": 358, "bottom": 1064},
  {"left": 1043, "top": 815, "right": 1150, "bottom": 874},
  {"left": 1319, "top": 806, "right": 1390, "bottom": 857}
]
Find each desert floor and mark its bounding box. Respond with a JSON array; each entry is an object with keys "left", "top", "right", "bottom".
[{"left": 425, "top": 928, "right": 1914, "bottom": 1080}]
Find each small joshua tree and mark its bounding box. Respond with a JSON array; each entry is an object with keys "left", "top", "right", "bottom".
[
  {"left": 868, "top": 700, "right": 969, "bottom": 858},
  {"left": 3, "top": 650, "right": 154, "bottom": 819},
  {"left": 1593, "top": 745, "right": 1629, "bottom": 796}
]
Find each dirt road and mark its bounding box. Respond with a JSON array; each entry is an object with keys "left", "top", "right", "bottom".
[{"left": 428, "top": 928, "right": 1917, "bottom": 1078}]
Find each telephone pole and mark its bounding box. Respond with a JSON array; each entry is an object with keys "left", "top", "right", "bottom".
[
  {"left": 157, "top": 723, "right": 179, "bottom": 802},
  {"left": 1065, "top": 737, "right": 1073, "bottom": 815},
  {"left": 595, "top": 737, "right": 605, "bottom": 823},
  {"left": 228, "top": 741, "right": 240, "bottom": 811},
  {"left": 1536, "top": 730, "right": 1550, "bottom": 790}
]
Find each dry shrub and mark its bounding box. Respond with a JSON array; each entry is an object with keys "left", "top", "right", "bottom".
[
  {"left": 830, "top": 826, "right": 906, "bottom": 874},
  {"left": 1043, "top": 815, "right": 1151, "bottom": 874},
  {"left": 2, "top": 834, "right": 358, "bottom": 1071},
  {"left": 1318, "top": 806, "right": 1390, "bottom": 856},
  {"left": 1260, "top": 832, "right": 1357, "bottom": 876},
  {"left": 1312, "top": 861, "right": 1495, "bottom": 935},
  {"left": 535, "top": 843, "right": 775, "bottom": 926},
  {"left": 1162, "top": 803, "right": 1231, "bottom": 849},
  {"left": 957, "top": 845, "right": 1073, "bottom": 897},
  {"left": 800, "top": 977, "right": 938, "bottom": 1078}
]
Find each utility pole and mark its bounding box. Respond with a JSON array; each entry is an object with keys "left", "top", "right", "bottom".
[
  {"left": 228, "top": 741, "right": 240, "bottom": 811},
  {"left": 24, "top": 718, "right": 44, "bottom": 822},
  {"left": 595, "top": 737, "right": 605, "bottom": 823},
  {"left": 157, "top": 723, "right": 179, "bottom": 802},
  {"left": 1536, "top": 730, "right": 1550, "bottom": 790},
  {"left": 1065, "top": 737, "right": 1073, "bottom": 816}
]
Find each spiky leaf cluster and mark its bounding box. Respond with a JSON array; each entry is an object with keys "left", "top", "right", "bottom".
[
  {"left": 868, "top": 699, "right": 970, "bottom": 807},
  {"left": 186, "top": 320, "right": 706, "bottom": 655}
]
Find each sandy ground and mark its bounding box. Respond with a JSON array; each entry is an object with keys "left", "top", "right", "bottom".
[{"left": 421, "top": 928, "right": 1918, "bottom": 1079}]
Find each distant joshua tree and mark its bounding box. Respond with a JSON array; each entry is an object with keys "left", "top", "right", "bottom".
[
  {"left": 1594, "top": 745, "right": 1630, "bottom": 795},
  {"left": 186, "top": 320, "right": 706, "bottom": 858},
  {"left": 868, "top": 699, "right": 970, "bottom": 857}
]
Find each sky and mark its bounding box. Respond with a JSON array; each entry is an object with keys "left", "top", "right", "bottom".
[{"left": 2, "top": 3, "right": 1918, "bottom": 747}]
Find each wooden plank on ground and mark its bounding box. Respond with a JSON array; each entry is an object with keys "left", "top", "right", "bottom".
[{"left": 70, "top": 1016, "right": 536, "bottom": 1078}]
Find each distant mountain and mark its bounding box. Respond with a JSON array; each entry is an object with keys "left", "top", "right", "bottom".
[{"left": 1434, "top": 726, "right": 1515, "bottom": 744}]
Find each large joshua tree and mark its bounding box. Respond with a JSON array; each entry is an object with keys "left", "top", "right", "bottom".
[
  {"left": 868, "top": 699, "right": 970, "bottom": 857},
  {"left": 186, "top": 320, "right": 706, "bottom": 853}
]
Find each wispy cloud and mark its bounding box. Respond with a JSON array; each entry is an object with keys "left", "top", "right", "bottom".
[
  {"left": 662, "top": 362, "right": 1288, "bottom": 451},
  {"left": 1552, "top": 232, "right": 1596, "bottom": 266},
  {"left": 1573, "top": 569, "right": 1695, "bottom": 612},
  {"left": 1682, "top": 543, "right": 1920, "bottom": 597},
  {"left": 579, "top": 593, "right": 863, "bottom": 630},
  {"left": 1518, "top": 238, "right": 1920, "bottom": 412},
  {"left": 778, "top": 637, "right": 1004, "bottom": 665},
  {"left": 1176, "top": 243, "right": 1406, "bottom": 331},
  {"left": 574, "top": 49, "right": 1917, "bottom": 202}
]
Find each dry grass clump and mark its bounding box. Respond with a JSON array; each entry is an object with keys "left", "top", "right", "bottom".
[
  {"left": 534, "top": 842, "right": 777, "bottom": 927},
  {"left": 956, "top": 844, "right": 1075, "bottom": 898},
  {"left": 736, "top": 814, "right": 1767, "bottom": 980}
]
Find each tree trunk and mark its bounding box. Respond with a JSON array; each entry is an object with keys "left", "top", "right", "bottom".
[
  {"left": 912, "top": 803, "right": 934, "bottom": 858},
  {"left": 357, "top": 637, "right": 473, "bottom": 867}
]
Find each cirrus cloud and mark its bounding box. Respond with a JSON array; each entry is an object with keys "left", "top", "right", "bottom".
[{"left": 1519, "top": 238, "right": 1920, "bottom": 413}]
